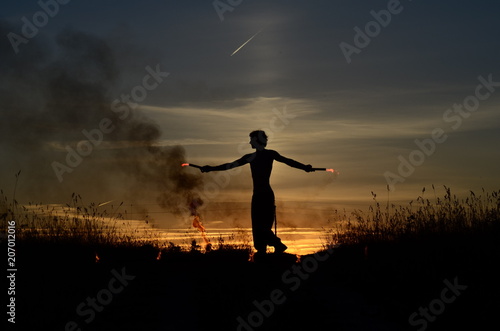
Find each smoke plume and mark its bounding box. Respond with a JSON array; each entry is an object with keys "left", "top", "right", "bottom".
[{"left": 0, "top": 23, "right": 203, "bottom": 225}]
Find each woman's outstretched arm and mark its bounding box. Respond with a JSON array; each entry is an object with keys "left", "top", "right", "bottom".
[
  {"left": 201, "top": 153, "right": 253, "bottom": 172},
  {"left": 273, "top": 151, "right": 313, "bottom": 172}
]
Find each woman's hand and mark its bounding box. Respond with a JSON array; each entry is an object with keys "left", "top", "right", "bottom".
[{"left": 201, "top": 166, "right": 212, "bottom": 173}]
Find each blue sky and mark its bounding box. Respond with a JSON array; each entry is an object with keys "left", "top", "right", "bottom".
[{"left": 1, "top": 0, "right": 499, "bottom": 227}]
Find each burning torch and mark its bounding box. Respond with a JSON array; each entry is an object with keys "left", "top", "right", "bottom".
[
  {"left": 311, "top": 168, "right": 338, "bottom": 174},
  {"left": 181, "top": 163, "right": 202, "bottom": 170}
]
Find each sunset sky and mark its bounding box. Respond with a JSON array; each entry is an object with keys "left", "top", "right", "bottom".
[{"left": 1, "top": 0, "right": 499, "bottom": 229}]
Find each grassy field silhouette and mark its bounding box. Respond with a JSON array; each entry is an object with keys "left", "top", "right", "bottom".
[{"left": 2, "top": 186, "right": 499, "bottom": 330}]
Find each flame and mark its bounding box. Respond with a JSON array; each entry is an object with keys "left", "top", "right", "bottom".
[
  {"left": 192, "top": 215, "right": 206, "bottom": 232},
  {"left": 181, "top": 163, "right": 189, "bottom": 167},
  {"left": 192, "top": 215, "right": 211, "bottom": 250},
  {"left": 326, "top": 169, "right": 335, "bottom": 173},
  {"left": 95, "top": 253, "right": 100, "bottom": 263},
  {"left": 188, "top": 198, "right": 210, "bottom": 251},
  {"left": 156, "top": 251, "right": 162, "bottom": 261}
]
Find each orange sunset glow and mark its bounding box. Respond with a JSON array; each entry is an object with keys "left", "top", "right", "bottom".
[{"left": 2, "top": 1, "right": 499, "bottom": 330}]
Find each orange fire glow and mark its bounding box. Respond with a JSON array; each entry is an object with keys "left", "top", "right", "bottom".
[
  {"left": 192, "top": 215, "right": 211, "bottom": 250},
  {"left": 326, "top": 169, "right": 335, "bottom": 173},
  {"left": 95, "top": 253, "right": 100, "bottom": 263},
  {"left": 181, "top": 163, "right": 189, "bottom": 167},
  {"left": 192, "top": 215, "right": 205, "bottom": 232}
]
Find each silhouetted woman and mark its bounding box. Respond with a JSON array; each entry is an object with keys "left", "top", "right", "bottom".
[{"left": 201, "top": 130, "right": 312, "bottom": 254}]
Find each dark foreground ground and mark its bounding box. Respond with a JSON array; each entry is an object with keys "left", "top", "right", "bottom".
[{"left": 8, "top": 230, "right": 500, "bottom": 331}]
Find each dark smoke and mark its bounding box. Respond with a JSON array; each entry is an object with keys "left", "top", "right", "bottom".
[
  {"left": 0, "top": 22, "right": 204, "bottom": 224},
  {"left": 116, "top": 145, "right": 205, "bottom": 216}
]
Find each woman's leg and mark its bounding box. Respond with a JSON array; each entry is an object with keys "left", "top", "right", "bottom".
[{"left": 251, "top": 191, "right": 286, "bottom": 252}]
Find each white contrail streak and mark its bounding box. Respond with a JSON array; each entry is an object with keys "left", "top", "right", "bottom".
[
  {"left": 230, "top": 28, "right": 263, "bottom": 56},
  {"left": 98, "top": 200, "right": 114, "bottom": 207}
]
